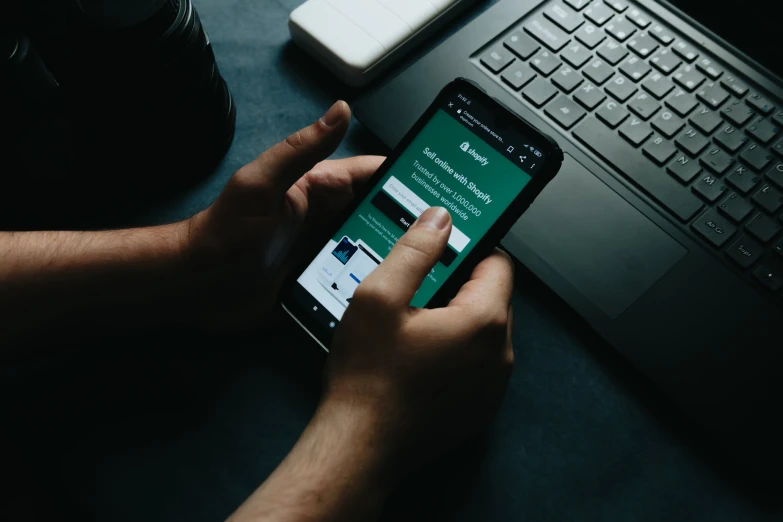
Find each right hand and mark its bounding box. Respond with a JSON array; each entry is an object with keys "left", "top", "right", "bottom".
[{"left": 323, "top": 206, "right": 515, "bottom": 481}]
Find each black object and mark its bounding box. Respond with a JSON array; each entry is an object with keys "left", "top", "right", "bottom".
[
  {"left": 1, "top": 0, "right": 236, "bottom": 228},
  {"left": 281, "top": 78, "right": 563, "bottom": 348},
  {"left": 0, "top": 30, "right": 73, "bottom": 194},
  {"left": 354, "top": 0, "right": 783, "bottom": 477},
  {"left": 64, "top": 0, "right": 236, "bottom": 180}
]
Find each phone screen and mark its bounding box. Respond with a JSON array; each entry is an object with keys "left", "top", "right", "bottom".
[{"left": 288, "top": 87, "right": 549, "bottom": 332}]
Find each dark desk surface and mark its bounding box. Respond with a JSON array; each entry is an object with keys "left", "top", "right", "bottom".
[{"left": 2, "top": 1, "right": 780, "bottom": 520}]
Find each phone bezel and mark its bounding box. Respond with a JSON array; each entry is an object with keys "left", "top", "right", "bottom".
[{"left": 280, "top": 78, "right": 564, "bottom": 350}]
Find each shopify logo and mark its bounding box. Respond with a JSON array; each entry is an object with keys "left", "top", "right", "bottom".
[{"left": 459, "top": 141, "right": 489, "bottom": 167}]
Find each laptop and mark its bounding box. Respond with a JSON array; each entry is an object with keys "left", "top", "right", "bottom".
[{"left": 354, "top": 0, "right": 783, "bottom": 474}]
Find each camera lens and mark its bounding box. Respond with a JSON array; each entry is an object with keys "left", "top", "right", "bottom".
[{"left": 65, "top": 0, "right": 236, "bottom": 185}]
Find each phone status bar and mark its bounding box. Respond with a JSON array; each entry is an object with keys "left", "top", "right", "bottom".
[{"left": 443, "top": 94, "right": 545, "bottom": 174}]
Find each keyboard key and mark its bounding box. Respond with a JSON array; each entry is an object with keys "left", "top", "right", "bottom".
[
  {"left": 652, "top": 110, "right": 684, "bottom": 138},
  {"left": 619, "top": 56, "right": 651, "bottom": 82},
  {"left": 583, "top": 58, "right": 614, "bottom": 84},
  {"left": 690, "top": 107, "right": 722, "bottom": 135},
  {"left": 673, "top": 65, "right": 705, "bottom": 92},
  {"left": 545, "top": 95, "right": 587, "bottom": 129},
  {"left": 726, "top": 235, "right": 763, "bottom": 268},
  {"left": 714, "top": 124, "right": 749, "bottom": 153},
  {"left": 740, "top": 143, "right": 774, "bottom": 172},
  {"left": 650, "top": 49, "right": 681, "bottom": 75},
  {"left": 604, "top": 0, "right": 628, "bottom": 12},
  {"left": 746, "top": 92, "right": 775, "bottom": 115},
  {"left": 501, "top": 62, "right": 537, "bottom": 91},
  {"left": 719, "top": 193, "right": 754, "bottom": 223},
  {"left": 584, "top": 3, "right": 615, "bottom": 25},
  {"left": 672, "top": 40, "right": 699, "bottom": 62},
  {"left": 545, "top": 3, "right": 584, "bottom": 33},
  {"left": 595, "top": 99, "right": 629, "bottom": 128},
  {"left": 573, "top": 119, "right": 704, "bottom": 221},
  {"left": 526, "top": 17, "right": 571, "bottom": 52},
  {"left": 766, "top": 162, "right": 783, "bottom": 188},
  {"left": 695, "top": 82, "right": 729, "bottom": 110},
  {"left": 597, "top": 39, "right": 628, "bottom": 65},
  {"left": 693, "top": 173, "right": 728, "bottom": 203},
  {"left": 530, "top": 50, "right": 562, "bottom": 76},
  {"left": 618, "top": 117, "right": 653, "bottom": 146},
  {"left": 775, "top": 238, "right": 783, "bottom": 257},
  {"left": 720, "top": 98, "right": 755, "bottom": 126},
  {"left": 480, "top": 46, "right": 515, "bottom": 73},
  {"left": 574, "top": 81, "right": 606, "bottom": 110},
  {"left": 746, "top": 212, "right": 781, "bottom": 243},
  {"left": 565, "top": 0, "right": 590, "bottom": 10},
  {"left": 552, "top": 66, "right": 584, "bottom": 94},
  {"left": 753, "top": 184, "right": 783, "bottom": 214},
  {"left": 575, "top": 23, "right": 606, "bottom": 48},
  {"left": 692, "top": 209, "right": 736, "bottom": 247},
  {"left": 504, "top": 31, "right": 540, "bottom": 60},
  {"left": 726, "top": 164, "right": 761, "bottom": 195},
  {"left": 605, "top": 18, "right": 636, "bottom": 42},
  {"left": 522, "top": 77, "right": 559, "bottom": 107},
  {"left": 561, "top": 42, "right": 592, "bottom": 68},
  {"left": 643, "top": 135, "right": 677, "bottom": 165},
  {"left": 773, "top": 139, "right": 783, "bottom": 158},
  {"left": 753, "top": 264, "right": 783, "bottom": 291},
  {"left": 695, "top": 57, "right": 724, "bottom": 80},
  {"left": 552, "top": 66, "right": 584, "bottom": 93},
  {"left": 606, "top": 75, "right": 637, "bottom": 102},
  {"left": 773, "top": 111, "right": 783, "bottom": 128},
  {"left": 675, "top": 127, "right": 709, "bottom": 157},
  {"left": 627, "top": 32, "right": 658, "bottom": 58},
  {"left": 642, "top": 72, "right": 674, "bottom": 99},
  {"left": 649, "top": 23, "right": 674, "bottom": 45},
  {"left": 700, "top": 146, "right": 733, "bottom": 175},
  {"left": 626, "top": 8, "right": 651, "bottom": 29},
  {"left": 628, "top": 91, "right": 660, "bottom": 120},
  {"left": 746, "top": 117, "right": 780, "bottom": 145},
  {"left": 666, "top": 89, "right": 698, "bottom": 117},
  {"left": 668, "top": 154, "right": 702, "bottom": 183},
  {"left": 720, "top": 75, "right": 749, "bottom": 97}
]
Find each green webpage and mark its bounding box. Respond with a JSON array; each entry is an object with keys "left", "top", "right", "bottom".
[{"left": 296, "top": 109, "right": 532, "bottom": 322}]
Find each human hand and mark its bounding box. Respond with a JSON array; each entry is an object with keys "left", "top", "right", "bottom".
[
  {"left": 181, "top": 101, "right": 384, "bottom": 329},
  {"left": 323, "top": 206, "right": 515, "bottom": 481}
]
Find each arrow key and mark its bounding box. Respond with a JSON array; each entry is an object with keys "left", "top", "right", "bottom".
[{"left": 753, "top": 263, "right": 783, "bottom": 292}]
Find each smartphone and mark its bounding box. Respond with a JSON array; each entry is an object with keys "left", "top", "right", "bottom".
[{"left": 280, "top": 78, "right": 563, "bottom": 350}]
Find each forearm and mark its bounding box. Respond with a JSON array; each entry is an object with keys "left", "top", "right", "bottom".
[
  {"left": 0, "top": 223, "right": 190, "bottom": 354},
  {"left": 228, "top": 401, "right": 395, "bottom": 522}
]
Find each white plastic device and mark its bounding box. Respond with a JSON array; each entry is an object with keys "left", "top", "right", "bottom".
[{"left": 289, "top": 0, "right": 482, "bottom": 87}]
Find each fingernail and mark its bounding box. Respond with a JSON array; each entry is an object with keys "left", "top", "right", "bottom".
[
  {"left": 415, "top": 207, "right": 451, "bottom": 231},
  {"left": 321, "top": 101, "right": 346, "bottom": 128}
]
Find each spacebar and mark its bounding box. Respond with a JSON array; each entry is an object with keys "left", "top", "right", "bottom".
[{"left": 572, "top": 118, "right": 704, "bottom": 223}]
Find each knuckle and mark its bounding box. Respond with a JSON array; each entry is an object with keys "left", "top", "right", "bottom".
[
  {"left": 284, "top": 129, "right": 306, "bottom": 153},
  {"left": 475, "top": 308, "right": 510, "bottom": 343},
  {"left": 396, "top": 232, "right": 438, "bottom": 261}
]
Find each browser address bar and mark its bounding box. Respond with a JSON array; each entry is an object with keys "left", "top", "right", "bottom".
[{"left": 382, "top": 176, "right": 471, "bottom": 252}]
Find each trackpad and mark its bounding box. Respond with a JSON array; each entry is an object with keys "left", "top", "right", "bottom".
[{"left": 506, "top": 153, "right": 687, "bottom": 319}]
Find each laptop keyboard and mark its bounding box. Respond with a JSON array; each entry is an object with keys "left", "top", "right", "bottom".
[{"left": 475, "top": 0, "right": 783, "bottom": 298}]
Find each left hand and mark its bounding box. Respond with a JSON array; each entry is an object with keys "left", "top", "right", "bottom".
[{"left": 181, "top": 101, "right": 384, "bottom": 329}]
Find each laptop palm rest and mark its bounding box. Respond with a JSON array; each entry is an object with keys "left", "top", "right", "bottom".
[{"left": 503, "top": 153, "right": 688, "bottom": 319}]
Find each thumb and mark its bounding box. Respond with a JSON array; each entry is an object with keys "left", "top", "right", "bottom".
[
  {"left": 233, "top": 101, "right": 351, "bottom": 209},
  {"left": 357, "top": 207, "right": 452, "bottom": 311}
]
